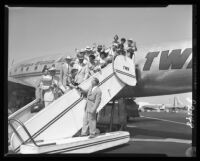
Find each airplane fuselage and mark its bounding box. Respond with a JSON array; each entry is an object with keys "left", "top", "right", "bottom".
[{"left": 8, "top": 40, "right": 192, "bottom": 98}]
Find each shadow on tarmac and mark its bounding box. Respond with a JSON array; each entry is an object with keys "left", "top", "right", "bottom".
[{"left": 127, "top": 127, "right": 192, "bottom": 140}]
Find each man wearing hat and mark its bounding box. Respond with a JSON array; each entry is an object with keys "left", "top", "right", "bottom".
[
  {"left": 60, "top": 56, "right": 73, "bottom": 90},
  {"left": 77, "top": 77, "right": 102, "bottom": 138},
  {"left": 86, "top": 54, "right": 101, "bottom": 77},
  {"left": 75, "top": 49, "right": 88, "bottom": 64},
  {"left": 85, "top": 46, "right": 95, "bottom": 61},
  {"left": 73, "top": 52, "right": 89, "bottom": 85},
  {"left": 126, "top": 39, "right": 137, "bottom": 60}
]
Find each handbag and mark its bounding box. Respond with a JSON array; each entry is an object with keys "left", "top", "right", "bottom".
[{"left": 31, "top": 99, "right": 44, "bottom": 113}]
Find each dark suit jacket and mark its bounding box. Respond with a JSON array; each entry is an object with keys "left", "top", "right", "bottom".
[{"left": 82, "top": 86, "right": 102, "bottom": 114}]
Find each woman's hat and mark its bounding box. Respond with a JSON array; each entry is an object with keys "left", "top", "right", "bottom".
[
  {"left": 85, "top": 46, "right": 91, "bottom": 51},
  {"left": 127, "top": 38, "right": 133, "bottom": 42},
  {"left": 65, "top": 56, "right": 72, "bottom": 60},
  {"left": 80, "top": 49, "right": 85, "bottom": 53}
]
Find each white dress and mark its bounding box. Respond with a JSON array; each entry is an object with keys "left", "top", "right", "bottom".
[{"left": 40, "top": 75, "right": 54, "bottom": 107}]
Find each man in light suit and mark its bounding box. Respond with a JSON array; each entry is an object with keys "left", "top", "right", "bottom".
[
  {"left": 60, "top": 56, "right": 73, "bottom": 90},
  {"left": 77, "top": 77, "right": 102, "bottom": 138}
]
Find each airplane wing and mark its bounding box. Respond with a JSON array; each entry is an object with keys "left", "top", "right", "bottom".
[{"left": 8, "top": 76, "right": 35, "bottom": 88}]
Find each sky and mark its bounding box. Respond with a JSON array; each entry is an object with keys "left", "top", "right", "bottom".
[{"left": 8, "top": 5, "right": 193, "bottom": 105}]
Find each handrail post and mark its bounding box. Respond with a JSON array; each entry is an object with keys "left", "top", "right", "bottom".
[{"left": 109, "top": 100, "right": 115, "bottom": 132}]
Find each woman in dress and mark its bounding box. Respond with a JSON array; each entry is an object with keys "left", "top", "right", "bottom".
[{"left": 39, "top": 67, "right": 55, "bottom": 107}]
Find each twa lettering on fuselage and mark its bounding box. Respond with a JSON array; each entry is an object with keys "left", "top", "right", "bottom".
[{"left": 143, "top": 48, "right": 192, "bottom": 71}]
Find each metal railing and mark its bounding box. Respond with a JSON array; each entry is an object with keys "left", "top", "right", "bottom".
[
  {"left": 8, "top": 99, "right": 39, "bottom": 120},
  {"left": 8, "top": 118, "right": 39, "bottom": 147}
]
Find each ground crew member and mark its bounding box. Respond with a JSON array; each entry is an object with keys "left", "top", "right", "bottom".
[
  {"left": 74, "top": 52, "right": 89, "bottom": 85},
  {"left": 49, "top": 65, "right": 66, "bottom": 99},
  {"left": 77, "top": 77, "right": 102, "bottom": 138},
  {"left": 60, "top": 56, "right": 73, "bottom": 90}
]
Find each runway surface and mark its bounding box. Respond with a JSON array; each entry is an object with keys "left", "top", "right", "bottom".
[
  {"left": 8, "top": 111, "right": 193, "bottom": 156},
  {"left": 98, "top": 111, "right": 192, "bottom": 156}
]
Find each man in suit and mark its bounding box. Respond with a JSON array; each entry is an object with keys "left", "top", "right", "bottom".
[
  {"left": 60, "top": 56, "right": 73, "bottom": 90},
  {"left": 77, "top": 77, "right": 102, "bottom": 138}
]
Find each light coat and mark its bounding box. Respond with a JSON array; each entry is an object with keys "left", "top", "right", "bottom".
[
  {"left": 85, "top": 86, "right": 102, "bottom": 114},
  {"left": 60, "top": 63, "right": 72, "bottom": 87},
  {"left": 81, "top": 86, "right": 102, "bottom": 135}
]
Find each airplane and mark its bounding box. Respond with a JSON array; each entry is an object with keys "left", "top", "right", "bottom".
[
  {"left": 8, "top": 40, "right": 192, "bottom": 112},
  {"left": 7, "top": 39, "right": 192, "bottom": 153},
  {"left": 164, "top": 96, "right": 188, "bottom": 112},
  {"left": 137, "top": 101, "right": 164, "bottom": 112}
]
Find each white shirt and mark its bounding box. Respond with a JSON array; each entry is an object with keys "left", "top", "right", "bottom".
[
  {"left": 92, "top": 86, "right": 97, "bottom": 92},
  {"left": 73, "top": 61, "right": 86, "bottom": 72}
]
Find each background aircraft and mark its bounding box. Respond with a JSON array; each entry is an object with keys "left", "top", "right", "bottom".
[
  {"left": 137, "top": 101, "right": 164, "bottom": 112},
  {"left": 164, "top": 96, "right": 188, "bottom": 112}
]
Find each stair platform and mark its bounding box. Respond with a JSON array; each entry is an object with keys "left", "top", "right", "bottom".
[{"left": 20, "top": 131, "right": 130, "bottom": 154}]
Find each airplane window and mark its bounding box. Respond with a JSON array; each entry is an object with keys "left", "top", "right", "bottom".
[
  {"left": 21, "top": 67, "right": 23, "bottom": 71},
  {"left": 34, "top": 66, "right": 38, "bottom": 70},
  {"left": 26, "top": 67, "right": 29, "bottom": 71}
]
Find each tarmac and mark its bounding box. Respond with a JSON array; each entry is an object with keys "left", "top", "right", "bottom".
[
  {"left": 8, "top": 111, "right": 193, "bottom": 156},
  {"left": 98, "top": 111, "right": 193, "bottom": 157}
]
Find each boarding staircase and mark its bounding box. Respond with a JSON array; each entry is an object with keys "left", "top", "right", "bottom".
[
  {"left": 9, "top": 55, "right": 137, "bottom": 153},
  {"left": 8, "top": 99, "right": 39, "bottom": 148}
]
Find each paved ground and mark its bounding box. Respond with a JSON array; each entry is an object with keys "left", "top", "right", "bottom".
[
  {"left": 8, "top": 111, "right": 193, "bottom": 156},
  {"left": 98, "top": 111, "right": 193, "bottom": 157}
]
